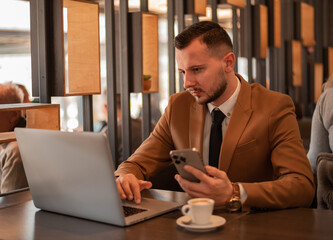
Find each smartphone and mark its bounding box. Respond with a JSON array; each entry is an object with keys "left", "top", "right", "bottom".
[{"left": 170, "top": 148, "right": 206, "bottom": 182}]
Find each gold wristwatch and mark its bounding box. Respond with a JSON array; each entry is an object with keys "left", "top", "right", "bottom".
[{"left": 225, "top": 183, "right": 242, "bottom": 212}]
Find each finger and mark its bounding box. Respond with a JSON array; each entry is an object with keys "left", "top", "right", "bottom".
[
  {"left": 183, "top": 187, "right": 207, "bottom": 198},
  {"left": 183, "top": 165, "right": 211, "bottom": 183},
  {"left": 205, "top": 165, "right": 227, "bottom": 179},
  {"left": 116, "top": 179, "right": 127, "bottom": 199},
  {"left": 119, "top": 178, "right": 134, "bottom": 200},
  {"left": 175, "top": 174, "right": 202, "bottom": 192},
  {"left": 139, "top": 180, "right": 152, "bottom": 191},
  {"left": 175, "top": 175, "right": 207, "bottom": 197},
  {"left": 129, "top": 180, "right": 142, "bottom": 204}
]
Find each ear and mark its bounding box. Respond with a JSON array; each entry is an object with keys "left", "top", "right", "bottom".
[{"left": 223, "top": 52, "right": 235, "bottom": 73}]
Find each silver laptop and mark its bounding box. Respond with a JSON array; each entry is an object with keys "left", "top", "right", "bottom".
[{"left": 15, "top": 128, "right": 182, "bottom": 226}]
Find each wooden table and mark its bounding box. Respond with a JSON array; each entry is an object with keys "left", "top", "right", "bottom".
[{"left": 0, "top": 189, "right": 332, "bottom": 240}]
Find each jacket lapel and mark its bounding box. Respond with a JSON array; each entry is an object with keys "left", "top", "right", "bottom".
[
  {"left": 189, "top": 100, "right": 206, "bottom": 158},
  {"left": 219, "top": 75, "right": 253, "bottom": 171}
]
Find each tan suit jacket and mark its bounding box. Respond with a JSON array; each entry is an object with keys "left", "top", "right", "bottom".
[{"left": 116, "top": 74, "right": 315, "bottom": 209}]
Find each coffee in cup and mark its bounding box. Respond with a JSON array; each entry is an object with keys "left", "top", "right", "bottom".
[{"left": 181, "top": 198, "right": 214, "bottom": 225}]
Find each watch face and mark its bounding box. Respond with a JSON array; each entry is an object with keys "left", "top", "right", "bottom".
[{"left": 226, "top": 198, "right": 242, "bottom": 212}]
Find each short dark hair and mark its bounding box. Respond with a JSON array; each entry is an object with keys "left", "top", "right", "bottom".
[{"left": 174, "top": 21, "right": 233, "bottom": 53}]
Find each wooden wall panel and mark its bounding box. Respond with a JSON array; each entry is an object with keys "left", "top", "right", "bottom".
[
  {"left": 0, "top": 133, "right": 16, "bottom": 144},
  {"left": 301, "top": 2, "right": 315, "bottom": 47},
  {"left": 185, "top": 0, "right": 207, "bottom": 16},
  {"left": 273, "top": 0, "right": 281, "bottom": 47},
  {"left": 129, "top": 12, "right": 159, "bottom": 93},
  {"left": 26, "top": 107, "right": 60, "bottom": 130},
  {"left": 142, "top": 13, "right": 159, "bottom": 93},
  {"left": 194, "top": 0, "right": 207, "bottom": 15},
  {"left": 314, "top": 63, "right": 323, "bottom": 103},
  {"left": 63, "top": 0, "right": 101, "bottom": 95},
  {"left": 260, "top": 5, "right": 268, "bottom": 58},
  {"left": 292, "top": 40, "right": 302, "bottom": 87},
  {"left": 253, "top": 4, "right": 268, "bottom": 59}
]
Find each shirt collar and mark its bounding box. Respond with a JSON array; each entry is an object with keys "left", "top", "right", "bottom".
[{"left": 207, "top": 76, "right": 241, "bottom": 119}]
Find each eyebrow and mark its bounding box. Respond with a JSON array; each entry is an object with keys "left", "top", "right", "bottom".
[
  {"left": 178, "top": 64, "right": 207, "bottom": 72},
  {"left": 189, "top": 64, "right": 206, "bottom": 69}
]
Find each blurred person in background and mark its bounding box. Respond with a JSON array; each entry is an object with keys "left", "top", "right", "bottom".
[
  {"left": 16, "top": 83, "right": 31, "bottom": 117},
  {"left": 16, "top": 83, "right": 31, "bottom": 103},
  {"left": 99, "top": 90, "right": 154, "bottom": 163},
  {"left": 0, "top": 82, "right": 28, "bottom": 193},
  {"left": 307, "top": 74, "right": 333, "bottom": 174}
]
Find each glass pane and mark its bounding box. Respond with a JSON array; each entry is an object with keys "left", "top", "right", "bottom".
[{"left": 0, "top": 0, "right": 32, "bottom": 100}]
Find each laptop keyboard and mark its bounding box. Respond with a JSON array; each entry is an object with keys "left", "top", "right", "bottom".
[{"left": 123, "top": 206, "right": 147, "bottom": 217}]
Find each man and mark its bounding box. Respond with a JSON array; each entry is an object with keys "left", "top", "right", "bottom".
[
  {"left": 0, "top": 82, "right": 28, "bottom": 193},
  {"left": 115, "top": 21, "right": 314, "bottom": 210}
]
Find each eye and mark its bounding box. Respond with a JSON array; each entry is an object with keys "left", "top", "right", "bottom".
[
  {"left": 192, "top": 67, "right": 203, "bottom": 73},
  {"left": 178, "top": 70, "right": 185, "bottom": 75}
]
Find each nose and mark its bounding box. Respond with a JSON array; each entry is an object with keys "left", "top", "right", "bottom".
[{"left": 183, "top": 72, "right": 196, "bottom": 90}]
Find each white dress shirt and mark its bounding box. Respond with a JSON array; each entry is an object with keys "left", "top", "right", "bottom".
[{"left": 202, "top": 78, "right": 247, "bottom": 204}]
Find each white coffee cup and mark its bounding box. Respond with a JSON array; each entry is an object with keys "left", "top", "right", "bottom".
[{"left": 181, "top": 198, "right": 214, "bottom": 225}]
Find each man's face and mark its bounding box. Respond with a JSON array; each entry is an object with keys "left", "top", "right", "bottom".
[{"left": 176, "top": 39, "right": 229, "bottom": 106}]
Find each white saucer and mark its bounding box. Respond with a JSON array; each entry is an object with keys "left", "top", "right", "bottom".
[{"left": 176, "top": 215, "right": 226, "bottom": 232}]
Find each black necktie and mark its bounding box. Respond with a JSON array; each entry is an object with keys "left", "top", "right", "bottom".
[{"left": 209, "top": 109, "right": 225, "bottom": 168}]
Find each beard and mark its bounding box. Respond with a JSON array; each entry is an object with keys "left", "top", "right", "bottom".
[{"left": 189, "top": 69, "right": 228, "bottom": 105}]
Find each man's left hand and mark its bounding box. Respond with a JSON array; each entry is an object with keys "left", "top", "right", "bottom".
[{"left": 175, "top": 165, "right": 233, "bottom": 206}]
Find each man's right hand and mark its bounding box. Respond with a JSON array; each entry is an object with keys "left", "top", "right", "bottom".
[{"left": 116, "top": 173, "right": 152, "bottom": 204}]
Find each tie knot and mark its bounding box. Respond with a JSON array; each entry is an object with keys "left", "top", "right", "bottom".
[{"left": 211, "top": 109, "right": 225, "bottom": 124}]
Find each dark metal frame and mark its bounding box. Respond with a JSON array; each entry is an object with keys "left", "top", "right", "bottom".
[
  {"left": 30, "top": 0, "right": 51, "bottom": 103},
  {"left": 168, "top": 0, "right": 176, "bottom": 95},
  {"left": 119, "top": 0, "right": 132, "bottom": 161},
  {"left": 104, "top": 0, "right": 119, "bottom": 166}
]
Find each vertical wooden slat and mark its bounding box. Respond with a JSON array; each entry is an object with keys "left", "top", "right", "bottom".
[
  {"left": 314, "top": 0, "right": 323, "bottom": 62},
  {"left": 268, "top": 0, "right": 281, "bottom": 48},
  {"left": 314, "top": 63, "right": 323, "bottom": 103},
  {"left": 259, "top": 4, "right": 268, "bottom": 59},
  {"left": 268, "top": 0, "right": 281, "bottom": 92},
  {"left": 292, "top": 40, "right": 302, "bottom": 87},
  {"left": 323, "top": 47, "right": 333, "bottom": 80},
  {"left": 194, "top": 0, "right": 207, "bottom": 15},
  {"left": 63, "top": 0, "right": 101, "bottom": 95},
  {"left": 301, "top": 2, "right": 315, "bottom": 47},
  {"left": 273, "top": 0, "right": 281, "bottom": 48},
  {"left": 253, "top": 3, "right": 267, "bottom": 87}
]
